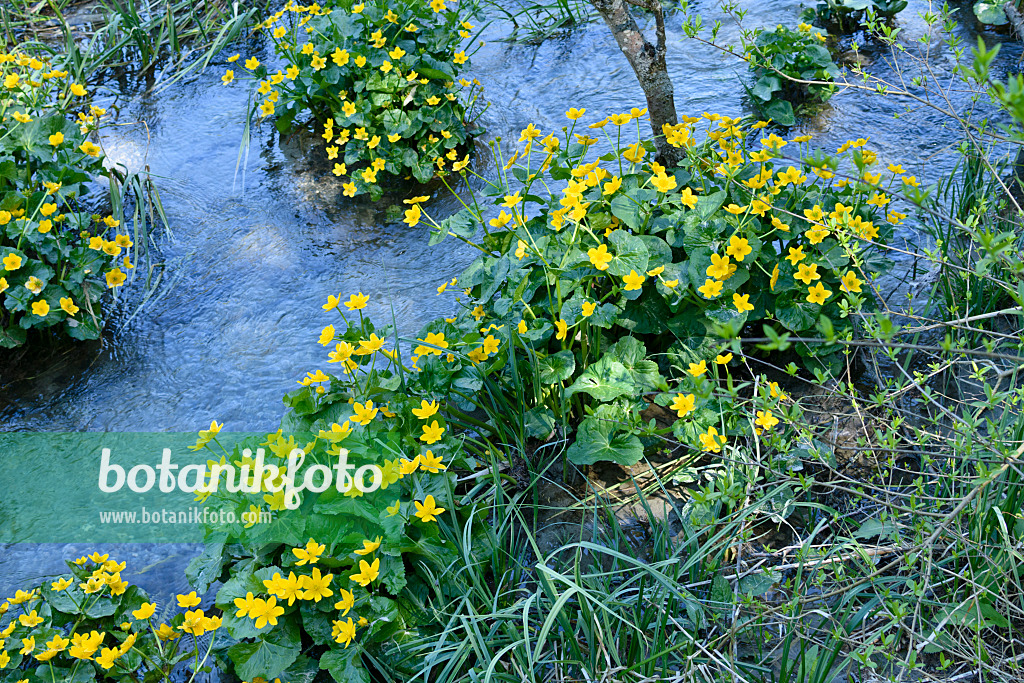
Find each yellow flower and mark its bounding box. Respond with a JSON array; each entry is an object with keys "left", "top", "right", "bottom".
[
  {"left": 706, "top": 253, "right": 731, "bottom": 280},
  {"left": 755, "top": 410, "right": 779, "bottom": 433},
  {"left": 770, "top": 264, "right": 779, "bottom": 291},
  {"left": 350, "top": 558, "right": 380, "bottom": 587},
  {"left": 251, "top": 597, "right": 284, "bottom": 629},
  {"left": 179, "top": 609, "right": 207, "bottom": 636},
  {"left": 725, "top": 236, "right": 752, "bottom": 262},
  {"left": 333, "top": 617, "right": 357, "bottom": 648},
  {"left": 344, "top": 292, "right": 369, "bottom": 310},
  {"left": 335, "top": 589, "right": 355, "bottom": 616},
  {"left": 155, "top": 624, "right": 180, "bottom": 641},
  {"left": 412, "top": 399, "right": 439, "bottom": 420},
  {"left": 132, "top": 602, "right": 156, "bottom": 620},
  {"left": 794, "top": 262, "right": 819, "bottom": 285},
  {"left": 293, "top": 538, "right": 325, "bottom": 565},
  {"left": 70, "top": 83, "right": 87, "bottom": 97},
  {"left": 3, "top": 253, "right": 22, "bottom": 271},
  {"left": 453, "top": 51, "right": 468, "bottom": 65},
  {"left": 31, "top": 299, "right": 50, "bottom": 316},
  {"left": 786, "top": 246, "right": 805, "bottom": 265},
  {"left": 698, "top": 426, "right": 725, "bottom": 452},
  {"left": 26, "top": 276, "right": 44, "bottom": 294},
  {"left": 716, "top": 353, "right": 733, "bottom": 365},
  {"left": 802, "top": 205, "right": 823, "bottom": 223},
  {"left": 354, "top": 537, "right": 382, "bottom": 556},
  {"left": 80, "top": 140, "right": 101, "bottom": 156},
  {"left": 806, "top": 282, "right": 831, "bottom": 305},
  {"left": 602, "top": 176, "right": 622, "bottom": 195},
  {"left": 688, "top": 360, "right": 708, "bottom": 377},
  {"left": 670, "top": 393, "right": 695, "bottom": 418},
  {"left": 419, "top": 450, "right": 446, "bottom": 473},
  {"left": 414, "top": 495, "right": 446, "bottom": 523},
  {"left": 177, "top": 592, "right": 201, "bottom": 608},
  {"left": 420, "top": 420, "right": 444, "bottom": 444},
  {"left": 587, "top": 243, "right": 613, "bottom": 271},
  {"left": 733, "top": 293, "right": 753, "bottom": 313},
  {"left": 840, "top": 270, "right": 863, "bottom": 293},
  {"left": 622, "top": 270, "right": 645, "bottom": 291},
  {"left": 19, "top": 610, "right": 43, "bottom": 627},
  {"left": 244, "top": 57, "right": 260, "bottom": 70},
  {"left": 299, "top": 567, "right": 334, "bottom": 602},
  {"left": 698, "top": 279, "right": 722, "bottom": 299},
  {"left": 651, "top": 173, "right": 676, "bottom": 193},
  {"left": 48, "top": 131, "right": 64, "bottom": 146},
  {"left": 351, "top": 400, "right": 378, "bottom": 426},
  {"left": 582, "top": 301, "right": 596, "bottom": 318}
]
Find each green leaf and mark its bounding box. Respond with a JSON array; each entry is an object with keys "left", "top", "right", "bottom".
[
  {"left": 538, "top": 350, "right": 576, "bottom": 384},
  {"left": 566, "top": 355, "right": 635, "bottom": 401},
  {"left": 320, "top": 646, "right": 370, "bottom": 683},
  {"left": 566, "top": 415, "right": 644, "bottom": 466},
  {"left": 974, "top": 1, "right": 1009, "bottom": 25},
  {"left": 763, "top": 99, "right": 795, "bottom": 126},
  {"left": 609, "top": 195, "right": 642, "bottom": 230},
  {"left": 694, "top": 190, "right": 727, "bottom": 221},
  {"left": 609, "top": 337, "right": 667, "bottom": 391},
  {"left": 228, "top": 620, "right": 301, "bottom": 681},
  {"left": 776, "top": 300, "right": 817, "bottom": 332},
  {"left": 606, "top": 230, "right": 649, "bottom": 277}
]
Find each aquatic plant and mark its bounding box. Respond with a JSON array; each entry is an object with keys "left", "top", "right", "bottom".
[
  {"left": 743, "top": 23, "right": 839, "bottom": 126},
  {"left": 0, "top": 51, "right": 135, "bottom": 348},
  {"left": 0, "top": 554, "right": 224, "bottom": 683},
  {"left": 228, "top": 0, "right": 485, "bottom": 199}
]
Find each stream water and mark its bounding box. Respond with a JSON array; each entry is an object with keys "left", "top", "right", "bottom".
[{"left": 0, "top": 0, "right": 1019, "bottom": 603}]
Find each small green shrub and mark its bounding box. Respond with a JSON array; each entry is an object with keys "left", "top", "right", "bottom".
[
  {"left": 0, "top": 51, "right": 135, "bottom": 348},
  {"left": 745, "top": 24, "right": 839, "bottom": 126},
  {"left": 0, "top": 553, "right": 225, "bottom": 682},
  {"left": 229, "top": 0, "right": 484, "bottom": 200}
]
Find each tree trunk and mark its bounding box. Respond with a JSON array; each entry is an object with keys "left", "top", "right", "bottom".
[{"left": 590, "top": 0, "right": 681, "bottom": 166}]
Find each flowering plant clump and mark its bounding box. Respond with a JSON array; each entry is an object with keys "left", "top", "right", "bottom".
[
  {"left": 229, "top": 0, "right": 484, "bottom": 200},
  {"left": 187, "top": 298, "right": 493, "bottom": 682},
  {"left": 0, "top": 51, "right": 134, "bottom": 348},
  {"left": 0, "top": 553, "right": 224, "bottom": 682},
  {"left": 744, "top": 24, "right": 839, "bottom": 126},
  {"left": 410, "top": 108, "right": 903, "bottom": 464}
]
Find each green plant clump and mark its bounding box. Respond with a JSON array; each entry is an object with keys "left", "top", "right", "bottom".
[
  {"left": 0, "top": 51, "right": 135, "bottom": 348},
  {"left": 801, "top": 0, "right": 908, "bottom": 34},
  {"left": 745, "top": 24, "right": 840, "bottom": 126},
  {"left": 228, "top": 0, "right": 485, "bottom": 200}
]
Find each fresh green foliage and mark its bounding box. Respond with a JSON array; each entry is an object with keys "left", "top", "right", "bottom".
[
  {"left": 744, "top": 24, "right": 839, "bottom": 126},
  {"left": 229, "top": 0, "right": 484, "bottom": 199}
]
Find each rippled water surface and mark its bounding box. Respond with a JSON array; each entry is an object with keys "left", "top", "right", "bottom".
[{"left": 0, "top": 0, "right": 1020, "bottom": 597}]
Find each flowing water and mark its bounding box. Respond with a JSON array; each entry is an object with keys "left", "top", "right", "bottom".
[{"left": 0, "top": 0, "right": 1019, "bottom": 600}]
